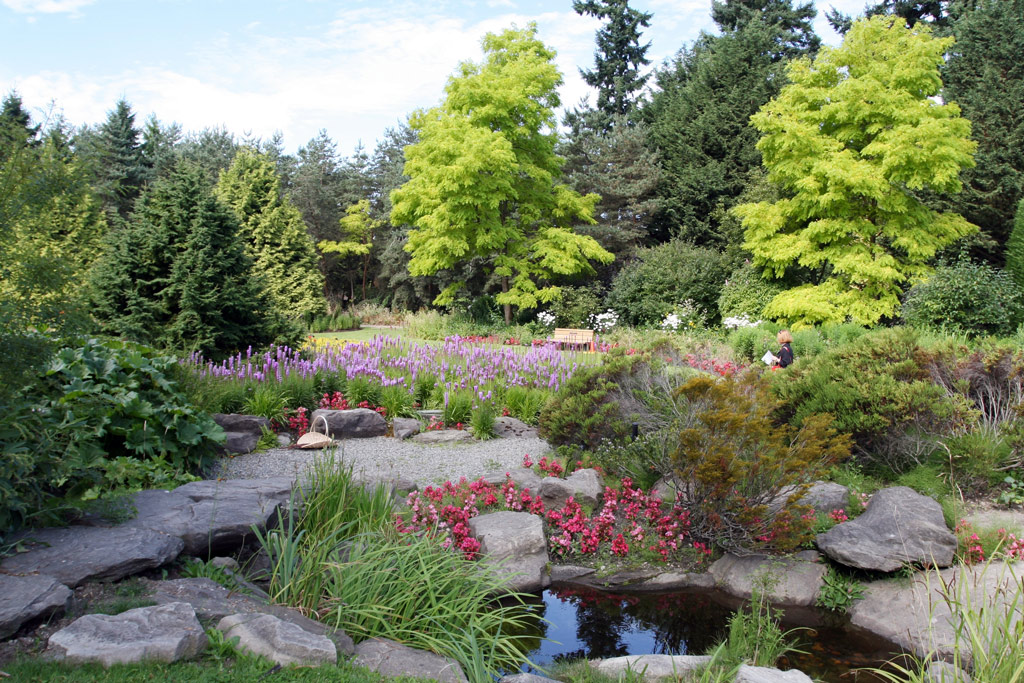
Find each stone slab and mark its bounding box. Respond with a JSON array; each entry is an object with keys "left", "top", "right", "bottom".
[
  {"left": 710, "top": 551, "right": 827, "bottom": 607},
  {"left": 353, "top": 637, "right": 467, "bottom": 682},
  {"left": 217, "top": 612, "right": 336, "bottom": 666},
  {"left": 0, "top": 573, "right": 73, "bottom": 639},
  {"left": 468, "top": 511, "right": 550, "bottom": 593}
]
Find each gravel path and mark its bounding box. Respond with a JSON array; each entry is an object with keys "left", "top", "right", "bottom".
[{"left": 213, "top": 435, "right": 552, "bottom": 487}]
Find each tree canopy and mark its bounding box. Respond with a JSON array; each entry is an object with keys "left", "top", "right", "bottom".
[
  {"left": 733, "top": 15, "right": 977, "bottom": 327},
  {"left": 391, "top": 24, "right": 613, "bottom": 323}
]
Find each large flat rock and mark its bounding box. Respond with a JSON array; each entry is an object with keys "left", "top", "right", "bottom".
[
  {"left": 353, "top": 637, "right": 467, "bottom": 682},
  {"left": 469, "top": 511, "right": 550, "bottom": 593},
  {"left": 47, "top": 601, "right": 207, "bottom": 666},
  {"left": 817, "top": 487, "right": 956, "bottom": 572},
  {"left": 148, "top": 577, "right": 354, "bottom": 655},
  {"left": 120, "top": 478, "right": 295, "bottom": 555},
  {"left": 0, "top": 526, "right": 183, "bottom": 587},
  {"left": 710, "top": 551, "right": 827, "bottom": 607},
  {"left": 0, "top": 574, "right": 73, "bottom": 638},
  {"left": 849, "top": 562, "right": 1024, "bottom": 669},
  {"left": 311, "top": 408, "right": 387, "bottom": 439},
  {"left": 592, "top": 654, "right": 712, "bottom": 678},
  {"left": 217, "top": 612, "right": 337, "bottom": 666}
]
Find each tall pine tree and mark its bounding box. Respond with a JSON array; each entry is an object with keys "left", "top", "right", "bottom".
[
  {"left": 216, "top": 148, "right": 325, "bottom": 319},
  {"left": 85, "top": 98, "right": 149, "bottom": 220}
]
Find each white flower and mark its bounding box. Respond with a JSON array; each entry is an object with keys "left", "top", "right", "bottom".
[
  {"left": 537, "top": 310, "right": 556, "bottom": 327},
  {"left": 722, "top": 314, "right": 763, "bottom": 330}
]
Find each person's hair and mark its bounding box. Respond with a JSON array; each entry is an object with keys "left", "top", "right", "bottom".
[{"left": 777, "top": 330, "right": 793, "bottom": 344}]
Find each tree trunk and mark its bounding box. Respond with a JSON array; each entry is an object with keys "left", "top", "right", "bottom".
[
  {"left": 361, "top": 255, "right": 369, "bottom": 301},
  {"left": 501, "top": 277, "right": 512, "bottom": 325}
]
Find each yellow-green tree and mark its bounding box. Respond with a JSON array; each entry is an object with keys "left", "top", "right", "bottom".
[
  {"left": 391, "top": 24, "right": 613, "bottom": 324},
  {"left": 733, "top": 15, "right": 977, "bottom": 327},
  {"left": 319, "top": 199, "right": 380, "bottom": 302}
]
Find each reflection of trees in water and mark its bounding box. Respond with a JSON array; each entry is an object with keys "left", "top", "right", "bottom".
[{"left": 550, "top": 588, "right": 731, "bottom": 660}]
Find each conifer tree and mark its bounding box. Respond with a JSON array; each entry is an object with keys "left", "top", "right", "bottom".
[
  {"left": 216, "top": 148, "right": 325, "bottom": 319},
  {"left": 89, "top": 98, "right": 149, "bottom": 220},
  {"left": 573, "top": 0, "right": 652, "bottom": 129},
  {"left": 711, "top": 0, "right": 820, "bottom": 58},
  {"left": 1008, "top": 199, "right": 1024, "bottom": 290},
  {"left": 91, "top": 163, "right": 285, "bottom": 357}
]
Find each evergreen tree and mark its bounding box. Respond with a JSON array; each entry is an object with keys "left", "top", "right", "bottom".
[
  {"left": 91, "top": 163, "right": 286, "bottom": 357},
  {"left": 175, "top": 126, "right": 239, "bottom": 185},
  {"left": 733, "top": 16, "right": 976, "bottom": 326},
  {"left": 140, "top": 114, "right": 181, "bottom": 181},
  {"left": 1008, "top": 199, "right": 1024, "bottom": 290},
  {"left": 573, "top": 0, "right": 652, "bottom": 129},
  {"left": 643, "top": 18, "right": 797, "bottom": 245},
  {"left": 711, "top": 0, "right": 821, "bottom": 58},
  {"left": 216, "top": 148, "right": 326, "bottom": 319},
  {"left": 939, "top": 0, "right": 1024, "bottom": 262},
  {"left": 827, "top": 0, "right": 951, "bottom": 33},
  {"left": 0, "top": 92, "right": 40, "bottom": 152},
  {"left": 88, "top": 98, "right": 149, "bottom": 220},
  {"left": 392, "top": 24, "right": 613, "bottom": 324}
]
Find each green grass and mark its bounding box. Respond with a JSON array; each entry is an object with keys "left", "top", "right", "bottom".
[{"left": 1, "top": 655, "right": 433, "bottom": 682}]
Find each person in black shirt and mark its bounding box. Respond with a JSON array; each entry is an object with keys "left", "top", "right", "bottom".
[{"left": 776, "top": 330, "right": 794, "bottom": 368}]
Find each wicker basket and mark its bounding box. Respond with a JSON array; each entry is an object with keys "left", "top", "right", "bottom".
[{"left": 295, "top": 415, "right": 334, "bottom": 449}]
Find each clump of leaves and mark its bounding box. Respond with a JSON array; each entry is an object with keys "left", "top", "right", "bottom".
[
  {"left": 669, "top": 372, "right": 851, "bottom": 553},
  {"left": 470, "top": 403, "right": 497, "bottom": 441},
  {"left": 816, "top": 566, "right": 865, "bottom": 613}
]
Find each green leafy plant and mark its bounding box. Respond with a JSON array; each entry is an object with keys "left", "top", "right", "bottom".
[
  {"left": 999, "top": 474, "right": 1024, "bottom": 506},
  {"left": 255, "top": 426, "right": 279, "bottom": 451},
  {"left": 345, "top": 376, "right": 382, "bottom": 407},
  {"left": 378, "top": 384, "right": 417, "bottom": 419},
  {"left": 203, "top": 626, "right": 243, "bottom": 664},
  {"left": 242, "top": 384, "right": 291, "bottom": 426},
  {"left": 816, "top": 566, "right": 865, "bottom": 613},
  {"left": 670, "top": 372, "right": 851, "bottom": 553},
  {"left": 413, "top": 373, "right": 438, "bottom": 409},
  {"left": 470, "top": 403, "right": 497, "bottom": 440},
  {"left": 180, "top": 557, "right": 248, "bottom": 594},
  {"left": 902, "top": 258, "right": 1024, "bottom": 337},
  {"left": 710, "top": 575, "right": 801, "bottom": 670},
  {"left": 442, "top": 390, "right": 473, "bottom": 428},
  {"left": 503, "top": 386, "right": 549, "bottom": 425}
]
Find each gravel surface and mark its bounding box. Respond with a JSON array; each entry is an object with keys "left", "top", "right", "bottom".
[{"left": 213, "top": 435, "right": 552, "bottom": 487}]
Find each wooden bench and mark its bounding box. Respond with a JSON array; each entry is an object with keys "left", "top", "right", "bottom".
[{"left": 550, "top": 328, "right": 596, "bottom": 351}]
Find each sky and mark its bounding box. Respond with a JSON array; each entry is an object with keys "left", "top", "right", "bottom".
[{"left": 1, "top": 0, "right": 869, "bottom": 157}]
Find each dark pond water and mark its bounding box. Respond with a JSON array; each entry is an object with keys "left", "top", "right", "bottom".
[{"left": 518, "top": 587, "right": 909, "bottom": 682}]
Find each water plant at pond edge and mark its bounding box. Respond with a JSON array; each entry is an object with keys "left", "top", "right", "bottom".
[
  {"left": 815, "top": 566, "right": 865, "bottom": 613},
  {"left": 254, "top": 452, "right": 535, "bottom": 680}
]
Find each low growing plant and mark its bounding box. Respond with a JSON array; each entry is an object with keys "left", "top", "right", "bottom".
[
  {"left": 470, "top": 403, "right": 497, "bottom": 440},
  {"left": 816, "top": 566, "right": 865, "bottom": 613}
]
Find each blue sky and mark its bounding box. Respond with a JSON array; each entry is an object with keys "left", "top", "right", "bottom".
[{"left": 1, "top": 0, "right": 866, "bottom": 156}]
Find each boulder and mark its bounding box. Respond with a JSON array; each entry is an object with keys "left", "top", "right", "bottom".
[
  {"left": 481, "top": 468, "right": 544, "bottom": 493},
  {"left": 710, "top": 551, "right": 827, "bottom": 607},
  {"left": 468, "top": 511, "right": 550, "bottom": 592},
  {"left": 817, "top": 487, "right": 957, "bottom": 572},
  {"left": 494, "top": 417, "right": 538, "bottom": 438},
  {"left": 149, "top": 578, "right": 354, "bottom": 655},
  {"left": 0, "top": 527, "right": 183, "bottom": 587},
  {"left": 0, "top": 574, "right": 73, "bottom": 639},
  {"left": 311, "top": 408, "right": 387, "bottom": 439},
  {"left": 120, "top": 478, "right": 294, "bottom": 555},
  {"left": 652, "top": 476, "right": 686, "bottom": 503},
  {"left": 353, "top": 637, "right": 468, "bottom": 682},
  {"left": 500, "top": 675, "right": 558, "bottom": 683},
  {"left": 848, "top": 561, "right": 1023, "bottom": 669},
  {"left": 47, "top": 601, "right": 206, "bottom": 666},
  {"left": 735, "top": 666, "right": 814, "bottom": 682},
  {"left": 217, "top": 613, "right": 336, "bottom": 666},
  {"left": 392, "top": 417, "right": 421, "bottom": 439},
  {"left": 411, "top": 429, "right": 475, "bottom": 444},
  {"left": 212, "top": 414, "right": 272, "bottom": 454},
  {"left": 799, "top": 482, "right": 850, "bottom": 514},
  {"left": 549, "top": 565, "right": 597, "bottom": 583},
  {"left": 539, "top": 468, "right": 603, "bottom": 510},
  {"left": 592, "top": 654, "right": 712, "bottom": 678}
]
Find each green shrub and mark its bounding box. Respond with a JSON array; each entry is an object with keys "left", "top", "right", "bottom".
[
  {"left": 549, "top": 285, "right": 604, "bottom": 328},
  {"left": 346, "top": 376, "right": 382, "bottom": 407},
  {"left": 503, "top": 386, "right": 548, "bottom": 425},
  {"left": 413, "top": 373, "right": 438, "bottom": 409},
  {"left": 0, "top": 338, "right": 223, "bottom": 538},
  {"left": 816, "top": 567, "right": 865, "bottom": 613},
  {"left": 902, "top": 258, "right": 1024, "bottom": 337},
  {"left": 773, "top": 328, "right": 975, "bottom": 477},
  {"left": 717, "top": 263, "right": 785, "bottom": 320},
  {"left": 1007, "top": 197, "right": 1024, "bottom": 290},
  {"left": 606, "top": 240, "right": 731, "bottom": 327},
  {"left": 241, "top": 384, "right": 290, "bottom": 425},
  {"left": 378, "top": 384, "right": 417, "bottom": 419},
  {"left": 669, "top": 373, "right": 850, "bottom": 553},
  {"left": 443, "top": 390, "right": 473, "bottom": 427},
  {"left": 470, "top": 403, "right": 497, "bottom": 440},
  {"left": 307, "top": 309, "right": 361, "bottom": 333}
]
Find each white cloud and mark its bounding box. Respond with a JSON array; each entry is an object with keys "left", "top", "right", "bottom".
[{"left": 2, "top": 0, "right": 94, "bottom": 14}]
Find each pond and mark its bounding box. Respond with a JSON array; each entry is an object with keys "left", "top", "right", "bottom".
[{"left": 519, "top": 586, "right": 907, "bottom": 682}]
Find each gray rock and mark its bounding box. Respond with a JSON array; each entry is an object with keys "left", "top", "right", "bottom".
[
  {"left": 735, "top": 666, "right": 814, "bottom": 682},
  {"left": 623, "top": 571, "right": 716, "bottom": 592},
  {"left": 468, "top": 511, "right": 550, "bottom": 593},
  {"left": 481, "top": 467, "right": 543, "bottom": 493},
  {"left": 411, "top": 429, "right": 476, "bottom": 444},
  {"left": 0, "top": 574, "right": 73, "bottom": 639},
  {"left": 209, "top": 557, "right": 239, "bottom": 571},
  {"left": 849, "top": 562, "right": 1023, "bottom": 669},
  {"left": 0, "top": 527, "right": 183, "bottom": 587},
  {"left": 592, "top": 654, "right": 712, "bottom": 678},
  {"left": 539, "top": 469, "right": 602, "bottom": 510},
  {"left": 276, "top": 433, "right": 292, "bottom": 448},
  {"left": 212, "top": 414, "right": 272, "bottom": 454},
  {"left": 774, "top": 482, "right": 850, "bottom": 514},
  {"left": 149, "top": 578, "right": 354, "bottom": 655},
  {"left": 652, "top": 476, "right": 685, "bottom": 503},
  {"left": 353, "top": 637, "right": 468, "bottom": 682},
  {"left": 47, "top": 601, "right": 206, "bottom": 666},
  {"left": 120, "top": 478, "right": 294, "bottom": 555},
  {"left": 549, "top": 565, "right": 597, "bottom": 583},
  {"left": 817, "top": 487, "right": 956, "bottom": 571},
  {"left": 494, "top": 417, "right": 538, "bottom": 438},
  {"left": 392, "top": 417, "right": 421, "bottom": 439},
  {"left": 710, "top": 551, "right": 827, "bottom": 607},
  {"left": 923, "top": 660, "right": 972, "bottom": 683},
  {"left": 500, "top": 674, "right": 558, "bottom": 683},
  {"left": 217, "top": 613, "right": 336, "bottom": 666},
  {"left": 311, "top": 408, "right": 387, "bottom": 439}
]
